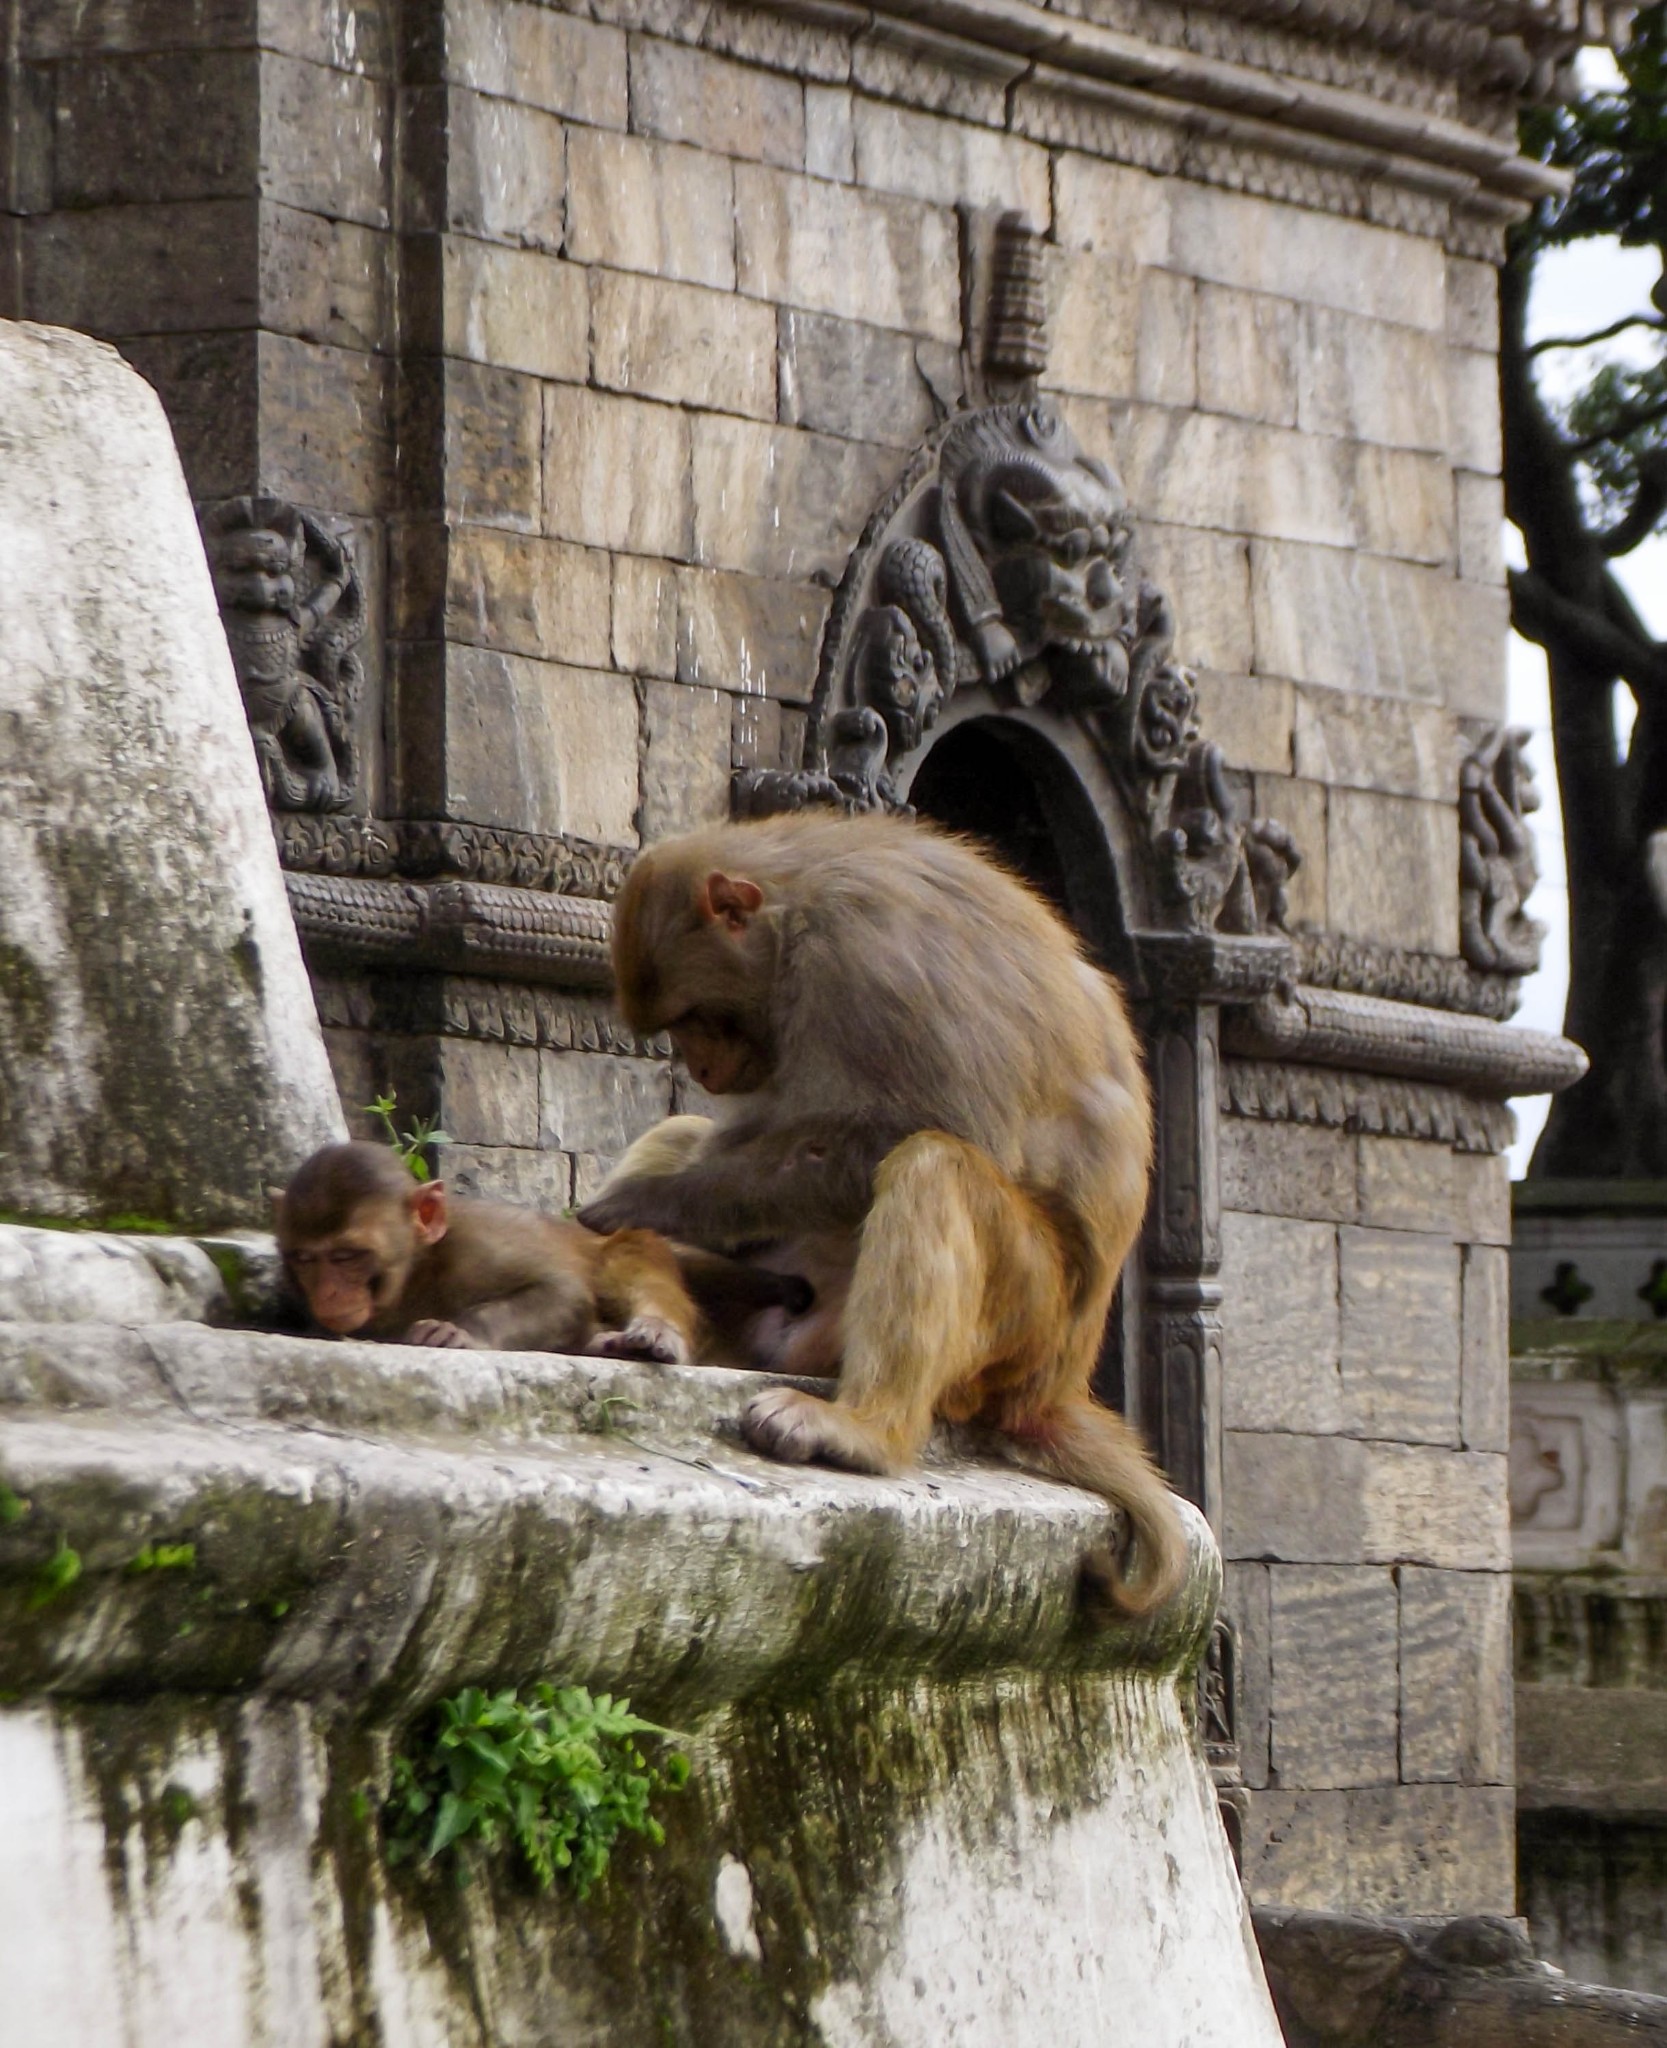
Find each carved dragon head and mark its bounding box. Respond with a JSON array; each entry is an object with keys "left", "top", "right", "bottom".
[{"left": 943, "top": 404, "right": 1137, "bottom": 704}]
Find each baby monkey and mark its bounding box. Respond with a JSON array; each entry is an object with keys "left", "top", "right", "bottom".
[{"left": 275, "top": 1141, "right": 803, "bottom": 1364}]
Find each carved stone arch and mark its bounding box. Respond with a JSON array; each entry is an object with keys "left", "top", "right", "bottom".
[
  {"left": 735, "top": 395, "right": 1299, "bottom": 942},
  {"left": 894, "top": 701, "right": 1143, "bottom": 984}
]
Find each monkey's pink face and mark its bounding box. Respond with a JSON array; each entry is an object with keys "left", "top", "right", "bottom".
[
  {"left": 283, "top": 1238, "right": 383, "bottom": 1333},
  {"left": 280, "top": 1185, "right": 449, "bottom": 1335},
  {"left": 668, "top": 1015, "right": 769, "bottom": 1095}
]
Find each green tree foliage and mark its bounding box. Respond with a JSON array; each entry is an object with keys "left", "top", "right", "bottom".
[{"left": 1507, "top": 9, "right": 1667, "bottom": 1174}]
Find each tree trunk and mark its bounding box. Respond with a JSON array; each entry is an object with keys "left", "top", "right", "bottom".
[{"left": 1500, "top": 251, "right": 1667, "bottom": 1176}]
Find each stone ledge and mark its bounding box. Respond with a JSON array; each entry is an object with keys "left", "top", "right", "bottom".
[
  {"left": 0, "top": 1314, "right": 1278, "bottom": 2048},
  {"left": 286, "top": 871, "right": 615, "bottom": 986},
  {"left": 781, "top": 0, "right": 1575, "bottom": 205},
  {"left": 0, "top": 1319, "right": 1215, "bottom": 1712},
  {"left": 1224, "top": 986, "right": 1587, "bottom": 1096},
  {"left": 1256, "top": 1906, "right": 1667, "bottom": 2047}
]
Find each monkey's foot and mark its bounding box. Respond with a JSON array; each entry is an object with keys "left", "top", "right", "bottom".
[
  {"left": 741, "top": 1387, "right": 887, "bottom": 1474},
  {"left": 587, "top": 1317, "right": 690, "bottom": 1368},
  {"left": 405, "top": 1319, "right": 476, "bottom": 1349}
]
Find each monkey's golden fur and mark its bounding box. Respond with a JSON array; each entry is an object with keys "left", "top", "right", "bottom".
[{"left": 582, "top": 811, "right": 1187, "bottom": 1616}]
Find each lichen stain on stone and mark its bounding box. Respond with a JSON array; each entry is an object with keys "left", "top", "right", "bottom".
[
  {"left": 0, "top": 1465, "right": 351, "bottom": 1702},
  {"left": 0, "top": 940, "right": 54, "bottom": 1059}
]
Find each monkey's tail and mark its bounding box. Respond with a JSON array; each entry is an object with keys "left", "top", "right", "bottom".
[{"left": 1013, "top": 1398, "right": 1190, "bottom": 1618}]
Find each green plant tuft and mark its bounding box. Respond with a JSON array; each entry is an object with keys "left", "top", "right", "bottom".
[
  {"left": 0, "top": 1484, "right": 29, "bottom": 1526},
  {"left": 384, "top": 1683, "right": 690, "bottom": 1897},
  {"left": 363, "top": 1092, "right": 450, "bottom": 1183},
  {"left": 29, "top": 1535, "right": 82, "bottom": 1610},
  {"left": 127, "top": 1541, "right": 197, "bottom": 1574},
  {"left": 158, "top": 1784, "right": 199, "bottom": 1831}
]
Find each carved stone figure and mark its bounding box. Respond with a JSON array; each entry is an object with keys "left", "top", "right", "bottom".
[
  {"left": 857, "top": 539, "right": 956, "bottom": 754},
  {"left": 1459, "top": 727, "right": 1545, "bottom": 975},
  {"left": 203, "top": 497, "right": 366, "bottom": 813},
  {"left": 937, "top": 402, "right": 1137, "bottom": 706}
]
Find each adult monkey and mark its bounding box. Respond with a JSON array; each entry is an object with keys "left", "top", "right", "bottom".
[{"left": 578, "top": 812, "right": 1187, "bottom": 1616}]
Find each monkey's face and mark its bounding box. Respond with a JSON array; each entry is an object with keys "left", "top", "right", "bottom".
[
  {"left": 282, "top": 1184, "right": 449, "bottom": 1334},
  {"left": 668, "top": 1014, "right": 770, "bottom": 1095}
]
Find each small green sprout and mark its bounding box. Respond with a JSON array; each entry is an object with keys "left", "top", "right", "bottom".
[
  {"left": 364, "top": 1092, "right": 450, "bottom": 1183},
  {"left": 158, "top": 1784, "right": 199, "bottom": 1830},
  {"left": 384, "top": 1683, "right": 690, "bottom": 1897},
  {"left": 127, "top": 1541, "right": 197, "bottom": 1574},
  {"left": 29, "top": 1536, "right": 82, "bottom": 1610},
  {"left": 0, "top": 1485, "right": 30, "bottom": 1527}
]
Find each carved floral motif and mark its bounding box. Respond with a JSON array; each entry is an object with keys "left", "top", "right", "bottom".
[{"left": 203, "top": 498, "right": 365, "bottom": 813}]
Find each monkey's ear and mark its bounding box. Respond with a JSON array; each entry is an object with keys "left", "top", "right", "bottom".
[
  {"left": 698, "top": 871, "right": 765, "bottom": 932},
  {"left": 408, "top": 1179, "right": 450, "bottom": 1246}
]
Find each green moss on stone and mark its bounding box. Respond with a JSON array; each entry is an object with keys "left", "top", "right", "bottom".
[
  {"left": 0, "top": 941, "right": 54, "bottom": 1058},
  {"left": 0, "top": 1207, "right": 177, "bottom": 1234}
]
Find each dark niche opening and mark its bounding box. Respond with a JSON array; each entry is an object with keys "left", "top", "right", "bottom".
[
  {"left": 908, "top": 714, "right": 1135, "bottom": 1409},
  {"left": 907, "top": 716, "right": 1134, "bottom": 982}
]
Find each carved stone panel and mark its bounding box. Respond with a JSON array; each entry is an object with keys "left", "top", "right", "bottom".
[
  {"left": 1511, "top": 1382, "right": 1623, "bottom": 1570},
  {"left": 1460, "top": 726, "right": 1544, "bottom": 976},
  {"left": 202, "top": 497, "right": 366, "bottom": 814}
]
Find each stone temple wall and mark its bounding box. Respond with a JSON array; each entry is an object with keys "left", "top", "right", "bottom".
[{"left": 0, "top": 0, "right": 1599, "bottom": 1916}]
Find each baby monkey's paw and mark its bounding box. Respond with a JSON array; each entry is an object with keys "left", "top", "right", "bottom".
[
  {"left": 741, "top": 1387, "right": 886, "bottom": 1474},
  {"left": 588, "top": 1316, "right": 690, "bottom": 1368},
  {"left": 405, "top": 1319, "right": 476, "bottom": 1349}
]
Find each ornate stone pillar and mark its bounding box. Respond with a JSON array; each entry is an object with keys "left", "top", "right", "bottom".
[{"left": 1132, "top": 933, "right": 1292, "bottom": 1526}]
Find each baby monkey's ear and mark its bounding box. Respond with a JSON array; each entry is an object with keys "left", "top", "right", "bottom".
[
  {"left": 698, "top": 871, "right": 764, "bottom": 932},
  {"left": 407, "top": 1179, "right": 450, "bottom": 1246}
]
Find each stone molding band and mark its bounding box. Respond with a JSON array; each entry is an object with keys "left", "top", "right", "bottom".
[
  {"left": 796, "top": 0, "right": 1574, "bottom": 205},
  {"left": 285, "top": 873, "right": 614, "bottom": 988},
  {"left": 1293, "top": 929, "right": 1521, "bottom": 1021},
  {"left": 1220, "top": 1057, "right": 1518, "bottom": 1154},
  {"left": 1223, "top": 984, "right": 1587, "bottom": 1096},
  {"left": 273, "top": 813, "right": 632, "bottom": 901}
]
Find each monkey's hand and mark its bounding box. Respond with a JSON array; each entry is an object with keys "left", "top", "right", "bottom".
[
  {"left": 405, "top": 1319, "right": 477, "bottom": 1349},
  {"left": 578, "top": 1118, "right": 902, "bottom": 1244},
  {"left": 742, "top": 1387, "right": 889, "bottom": 1474},
  {"left": 587, "top": 1317, "right": 691, "bottom": 1369}
]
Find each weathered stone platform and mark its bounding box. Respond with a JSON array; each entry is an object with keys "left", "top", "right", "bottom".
[{"left": 0, "top": 1227, "right": 1279, "bottom": 2047}]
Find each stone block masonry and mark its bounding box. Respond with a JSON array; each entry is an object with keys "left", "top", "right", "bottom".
[
  {"left": 1, "top": 0, "right": 1513, "bottom": 930},
  {"left": 0, "top": 0, "right": 1567, "bottom": 1933},
  {"left": 1218, "top": 1117, "right": 1515, "bottom": 1913}
]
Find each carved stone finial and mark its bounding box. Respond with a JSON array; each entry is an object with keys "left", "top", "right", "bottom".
[
  {"left": 1459, "top": 727, "right": 1544, "bottom": 975},
  {"left": 986, "top": 210, "right": 1050, "bottom": 380},
  {"left": 202, "top": 497, "right": 366, "bottom": 814}
]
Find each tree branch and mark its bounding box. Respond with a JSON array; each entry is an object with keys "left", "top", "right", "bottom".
[
  {"left": 1569, "top": 391, "right": 1667, "bottom": 453},
  {"left": 1527, "top": 311, "right": 1667, "bottom": 357},
  {"left": 1600, "top": 448, "right": 1667, "bottom": 555},
  {"left": 1510, "top": 565, "right": 1667, "bottom": 698}
]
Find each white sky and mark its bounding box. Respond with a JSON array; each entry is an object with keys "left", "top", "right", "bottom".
[{"left": 1505, "top": 190, "right": 1663, "bottom": 1172}]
